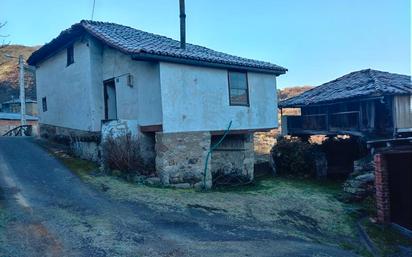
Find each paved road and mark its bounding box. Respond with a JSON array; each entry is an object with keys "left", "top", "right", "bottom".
[{"left": 0, "top": 137, "right": 358, "bottom": 257}]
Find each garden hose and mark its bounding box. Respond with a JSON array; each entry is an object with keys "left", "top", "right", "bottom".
[{"left": 203, "top": 120, "right": 232, "bottom": 189}]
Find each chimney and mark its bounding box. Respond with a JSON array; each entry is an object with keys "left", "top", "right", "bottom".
[{"left": 179, "top": 0, "right": 186, "bottom": 49}]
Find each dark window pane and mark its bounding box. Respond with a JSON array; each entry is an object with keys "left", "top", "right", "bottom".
[
  {"left": 42, "top": 97, "right": 47, "bottom": 112},
  {"left": 67, "top": 45, "right": 74, "bottom": 66},
  {"left": 229, "top": 72, "right": 247, "bottom": 89}
]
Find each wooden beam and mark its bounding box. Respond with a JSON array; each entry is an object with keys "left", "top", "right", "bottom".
[
  {"left": 140, "top": 124, "right": 163, "bottom": 133},
  {"left": 211, "top": 128, "right": 274, "bottom": 136}
]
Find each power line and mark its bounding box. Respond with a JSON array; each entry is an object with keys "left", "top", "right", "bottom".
[{"left": 91, "top": 0, "right": 96, "bottom": 20}]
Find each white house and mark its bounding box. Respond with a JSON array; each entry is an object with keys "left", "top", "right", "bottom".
[{"left": 28, "top": 20, "right": 287, "bottom": 188}]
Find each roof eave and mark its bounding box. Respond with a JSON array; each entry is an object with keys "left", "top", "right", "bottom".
[
  {"left": 131, "top": 52, "right": 287, "bottom": 76},
  {"left": 27, "top": 24, "right": 85, "bottom": 66}
]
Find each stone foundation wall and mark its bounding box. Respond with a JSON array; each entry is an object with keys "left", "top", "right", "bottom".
[
  {"left": 155, "top": 131, "right": 211, "bottom": 188},
  {"left": 70, "top": 140, "right": 100, "bottom": 162},
  {"left": 39, "top": 123, "right": 100, "bottom": 161},
  {"left": 211, "top": 134, "right": 254, "bottom": 180},
  {"left": 39, "top": 123, "right": 100, "bottom": 143}
]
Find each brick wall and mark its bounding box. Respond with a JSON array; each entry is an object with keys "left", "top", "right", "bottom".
[
  {"left": 0, "top": 120, "right": 39, "bottom": 136},
  {"left": 374, "top": 153, "right": 391, "bottom": 223}
]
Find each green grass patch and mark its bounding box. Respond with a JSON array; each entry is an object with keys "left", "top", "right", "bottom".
[
  {"left": 339, "top": 241, "right": 373, "bottom": 257},
  {"left": 34, "top": 139, "right": 98, "bottom": 178},
  {"left": 361, "top": 219, "right": 412, "bottom": 256},
  {"left": 59, "top": 157, "right": 98, "bottom": 178}
]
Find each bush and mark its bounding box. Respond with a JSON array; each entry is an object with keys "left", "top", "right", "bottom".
[
  {"left": 270, "top": 137, "right": 322, "bottom": 177},
  {"left": 101, "top": 133, "right": 151, "bottom": 176}
]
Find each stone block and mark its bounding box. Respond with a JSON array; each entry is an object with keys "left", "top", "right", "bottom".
[
  {"left": 146, "top": 177, "right": 161, "bottom": 186},
  {"left": 155, "top": 131, "right": 211, "bottom": 188},
  {"left": 172, "top": 183, "right": 191, "bottom": 189}
]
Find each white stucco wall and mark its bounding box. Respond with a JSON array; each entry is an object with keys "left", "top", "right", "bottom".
[
  {"left": 159, "top": 62, "right": 278, "bottom": 133},
  {"left": 36, "top": 37, "right": 162, "bottom": 132},
  {"left": 101, "top": 46, "right": 162, "bottom": 126},
  {"left": 36, "top": 37, "right": 276, "bottom": 134},
  {"left": 36, "top": 39, "right": 95, "bottom": 131}
]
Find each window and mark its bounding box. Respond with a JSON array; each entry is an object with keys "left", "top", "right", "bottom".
[
  {"left": 42, "top": 97, "right": 47, "bottom": 112},
  {"left": 228, "top": 71, "right": 249, "bottom": 106},
  {"left": 66, "top": 44, "right": 74, "bottom": 66}
]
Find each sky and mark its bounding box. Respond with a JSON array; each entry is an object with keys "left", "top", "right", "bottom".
[{"left": 0, "top": 0, "right": 410, "bottom": 88}]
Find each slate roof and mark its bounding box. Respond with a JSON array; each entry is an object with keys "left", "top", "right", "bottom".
[
  {"left": 28, "top": 20, "right": 287, "bottom": 74},
  {"left": 279, "top": 69, "right": 412, "bottom": 108},
  {"left": 0, "top": 112, "right": 38, "bottom": 121}
]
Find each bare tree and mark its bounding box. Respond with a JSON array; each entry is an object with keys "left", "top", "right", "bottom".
[{"left": 0, "top": 21, "right": 10, "bottom": 49}]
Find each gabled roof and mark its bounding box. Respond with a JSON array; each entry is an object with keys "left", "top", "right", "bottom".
[
  {"left": 28, "top": 20, "right": 287, "bottom": 74},
  {"left": 279, "top": 69, "right": 412, "bottom": 108}
]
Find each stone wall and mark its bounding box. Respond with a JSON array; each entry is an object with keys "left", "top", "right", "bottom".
[
  {"left": 39, "top": 123, "right": 100, "bottom": 161},
  {"left": 211, "top": 134, "right": 254, "bottom": 181},
  {"left": 101, "top": 120, "right": 156, "bottom": 167},
  {"left": 155, "top": 131, "right": 211, "bottom": 188},
  {"left": 39, "top": 123, "right": 100, "bottom": 143},
  {"left": 254, "top": 129, "right": 278, "bottom": 155},
  {"left": 70, "top": 140, "right": 100, "bottom": 162}
]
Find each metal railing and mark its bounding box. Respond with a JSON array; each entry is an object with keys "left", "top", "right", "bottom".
[{"left": 2, "top": 125, "right": 32, "bottom": 136}]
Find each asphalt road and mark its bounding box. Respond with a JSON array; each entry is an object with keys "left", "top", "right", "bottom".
[{"left": 0, "top": 137, "right": 359, "bottom": 257}]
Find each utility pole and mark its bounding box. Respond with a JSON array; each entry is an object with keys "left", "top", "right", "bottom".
[{"left": 19, "top": 54, "right": 26, "bottom": 128}]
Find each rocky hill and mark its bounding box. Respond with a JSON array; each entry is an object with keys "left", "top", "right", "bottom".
[
  {"left": 0, "top": 45, "right": 39, "bottom": 103},
  {"left": 278, "top": 85, "right": 313, "bottom": 101}
]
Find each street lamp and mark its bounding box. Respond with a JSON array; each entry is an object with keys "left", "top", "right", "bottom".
[{"left": 4, "top": 54, "right": 27, "bottom": 129}]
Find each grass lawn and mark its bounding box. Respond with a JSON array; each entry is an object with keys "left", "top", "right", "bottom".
[
  {"left": 36, "top": 138, "right": 412, "bottom": 257},
  {"left": 361, "top": 218, "right": 412, "bottom": 257}
]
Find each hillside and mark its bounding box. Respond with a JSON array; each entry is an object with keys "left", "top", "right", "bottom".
[
  {"left": 0, "top": 45, "right": 39, "bottom": 103},
  {"left": 278, "top": 85, "right": 313, "bottom": 101}
]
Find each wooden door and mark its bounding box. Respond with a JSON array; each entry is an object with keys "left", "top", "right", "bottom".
[
  {"left": 387, "top": 152, "right": 412, "bottom": 231},
  {"left": 104, "top": 79, "right": 117, "bottom": 120}
]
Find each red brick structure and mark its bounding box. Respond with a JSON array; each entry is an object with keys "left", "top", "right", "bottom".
[
  {"left": 0, "top": 112, "right": 39, "bottom": 136},
  {"left": 374, "top": 153, "right": 391, "bottom": 223}
]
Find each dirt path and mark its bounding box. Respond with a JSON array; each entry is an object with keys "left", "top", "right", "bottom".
[{"left": 0, "top": 137, "right": 359, "bottom": 257}]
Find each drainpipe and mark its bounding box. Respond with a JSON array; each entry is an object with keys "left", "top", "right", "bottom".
[{"left": 203, "top": 121, "right": 232, "bottom": 189}]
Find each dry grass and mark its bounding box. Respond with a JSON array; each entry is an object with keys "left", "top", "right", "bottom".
[{"left": 82, "top": 173, "right": 359, "bottom": 245}]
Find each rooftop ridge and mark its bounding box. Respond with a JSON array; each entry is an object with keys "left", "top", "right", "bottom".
[{"left": 28, "top": 20, "right": 287, "bottom": 74}]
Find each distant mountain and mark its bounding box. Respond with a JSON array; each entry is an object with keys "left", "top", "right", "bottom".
[
  {"left": 0, "top": 45, "right": 39, "bottom": 104},
  {"left": 278, "top": 85, "right": 313, "bottom": 101}
]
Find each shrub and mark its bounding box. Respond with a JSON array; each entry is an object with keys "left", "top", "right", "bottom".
[
  {"left": 270, "top": 137, "right": 322, "bottom": 177},
  {"left": 101, "top": 133, "right": 151, "bottom": 176}
]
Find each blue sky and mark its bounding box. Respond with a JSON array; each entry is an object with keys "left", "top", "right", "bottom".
[{"left": 0, "top": 0, "right": 410, "bottom": 88}]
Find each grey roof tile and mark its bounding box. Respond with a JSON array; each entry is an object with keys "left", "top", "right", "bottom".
[
  {"left": 279, "top": 69, "right": 412, "bottom": 108},
  {"left": 28, "top": 20, "right": 286, "bottom": 74}
]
